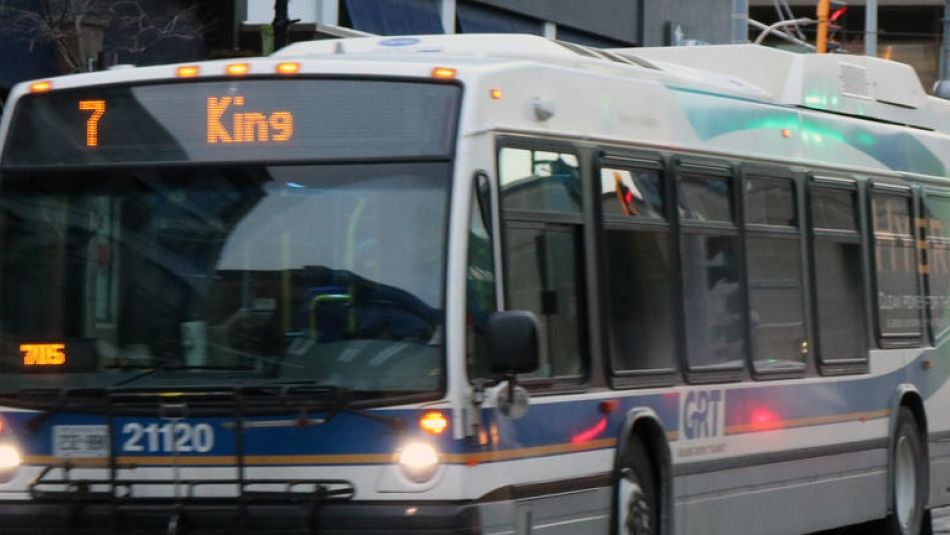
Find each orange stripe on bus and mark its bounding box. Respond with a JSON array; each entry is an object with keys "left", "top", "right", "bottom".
[{"left": 726, "top": 409, "right": 890, "bottom": 435}]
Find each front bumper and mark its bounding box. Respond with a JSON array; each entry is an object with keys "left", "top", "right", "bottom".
[{"left": 0, "top": 500, "right": 482, "bottom": 534}]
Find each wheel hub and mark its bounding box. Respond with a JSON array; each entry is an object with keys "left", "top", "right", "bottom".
[{"left": 619, "top": 471, "right": 652, "bottom": 535}]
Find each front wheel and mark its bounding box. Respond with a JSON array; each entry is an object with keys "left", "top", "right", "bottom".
[
  {"left": 615, "top": 438, "right": 657, "bottom": 535},
  {"left": 885, "top": 407, "right": 927, "bottom": 535}
]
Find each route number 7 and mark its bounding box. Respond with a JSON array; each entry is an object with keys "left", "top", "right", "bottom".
[{"left": 79, "top": 99, "right": 106, "bottom": 147}]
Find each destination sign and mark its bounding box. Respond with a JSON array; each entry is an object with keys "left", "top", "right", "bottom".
[{"left": 2, "top": 79, "right": 460, "bottom": 166}]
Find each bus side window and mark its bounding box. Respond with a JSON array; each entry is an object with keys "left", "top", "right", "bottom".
[
  {"left": 811, "top": 183, "right": 867, "bottom": 364},
  {"left": 498, "top": 146, "right": 586, "bottom": 381},
  {"left": 925, "top": 193, "right": 950, "bottom": 340},
  {"left": 599, "top": 165, "right": 676, "bottom": 375},
  {"left": 744, "top": 175, "right": 807, "bottom": 373},
  {"left": 872, "top": 189, "right": 922, "bottom": 343},
  {"left": 679, "top": 168, "right": 745, "bottom": 371}
]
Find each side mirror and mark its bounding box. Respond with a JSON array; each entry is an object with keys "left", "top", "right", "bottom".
[{"left": 486, "top": 310, "right": 540, "bottom": 376}]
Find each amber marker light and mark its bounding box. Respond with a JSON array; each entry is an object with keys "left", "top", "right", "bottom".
[
  {"left": 29, "top": 81, "right": 52, "bottom": 93},
  {"left": 276, "top": 62, "right": 300, "bottom": 75},
  {"left": 420, "top": 411, "right": 449, "bottom": 435},
  {"left": 176, "top": 65, "right": 200, "bottom": 78},
  {"left": 782, "top": 128, "right": 792, "bottom": 138},
  {"left": 226, "top": 63, "right": 250, "bottom": 76},
  {"left": 490, "top": 88, "right": 503, "bottom": 100},
  {"left": 431, "top": 67, "right": 457, "bottom": 80}
]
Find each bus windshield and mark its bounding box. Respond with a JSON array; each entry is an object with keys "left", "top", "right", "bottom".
[{"left": 0, "top": 162, "right": 449, "bottom": 400}]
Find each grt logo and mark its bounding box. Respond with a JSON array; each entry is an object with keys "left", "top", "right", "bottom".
[{"left": 681, "top": 389, "right": 725, "bottom": 440}]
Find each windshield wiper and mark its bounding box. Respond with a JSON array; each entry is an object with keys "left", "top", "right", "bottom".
[
  {"left": 107, "top": 363, "right": 256, "bottom": 388},
  {"left": 0, "top": 381, "right": 406, "bottom": 435},
  {"left": 239, "top": 383, "right": 406, "bottom": 434}
]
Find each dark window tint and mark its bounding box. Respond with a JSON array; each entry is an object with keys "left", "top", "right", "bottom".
[
  {"left": 874, "top": 194, "right": 913, "bottom": 237},
  {"left": 873, "top": 193, "right": 921, "bottom": 337},
  {"left": 681, "top": 174, "right": 733, "bottom": 222},
  {"left": 604, "top": 230, "right": 675, "bottom": 371},
  {"left": 682, "top": 234, "right": 744, "bottom": 369},
  {"left": 499, "top": 148, "right": 581, "bottom": 213},
  {"left": 504, "top": 225, "right": 584, "bottom": 378},
  {"left": 600, "top": 167, "right": 664, "bottom": 219},
  {"left": 814, "top": 240, "right": 866, "bottom": 360},
  {"left": 925, "top": 196, "right": 950, "bottom": 336},
  {"left": 745, "top": 177, "right": 796, "bottom": 226},
  {"left": 747, "top": 237, "right": 806, "bottom": 371},
  {"left": 0, "top": 163, "right": 450, "bottom": 394},
  {"left": 466, "top": 183, "right": 496, "bottom": 379},
  {"left": 812, "top": 187, "right": 857, "bottom": 231}
]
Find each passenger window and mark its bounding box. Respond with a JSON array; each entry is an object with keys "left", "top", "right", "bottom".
[
  {"left": 681, "top": 174, "right": 733, "bottom": 222},
  {"left": 873, "top": 191, "right": 922, "bottom": 340},
  {"left": 499, "top": 144, "right": 586, "bottom": 382},
  {"left": 600, "top": 162, "right": 675, "bottom": 375},
  {"left": 604, "top": 231, "right": 675, "bottom": 372},
  {"left": 600, "top": 167, "right": 664, "bottom": 219},
  {"left": 504, "top": 225, "right": 585, "bottom": 378},
  {"left": 682, "top": 234, "right": 744, "bottom": 369},
  {"left": 679, "top": 168, "right": 744, "bottom": 370},
  {"left": 499, "top": 147, "right": 581, "bottom": 213},
  {"left": 924, "top": 194, "right": 950, "bottom": 338},
  {"left": 745, "top": 178, "right": 796, "bottom": 226},
  {"left": 744, "top": 176, "right": 806, "bottom": 373},
  {"left": 812, "top": 188, "right": 858, "bottom": 231},
  {"left": 811, "top": 184, "right": 867, "bottom": 363}
]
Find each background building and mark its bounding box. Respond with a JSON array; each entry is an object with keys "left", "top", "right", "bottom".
[
  {"left": 0, "top": 0, "right": 946, "bottom": 106},
  {"left": 237, "top": 0, "right": 735, "bottom": 50}
]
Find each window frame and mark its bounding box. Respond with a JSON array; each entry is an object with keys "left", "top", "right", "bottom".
[
  {"left": 921, "top": 187, "right": 950, "bottom": 344},
  {"left": 742, "top": 168, "right": 809, "bottom": 380},
  {"left": 494, "top": 136, "right": 593, "bottom": 393},
  {"left": 869, "top": 181, "right": 924, "bottom": 348},
  {"left": 807, "top": 174, "right": 870, "bottom": 375},
  {"left": 596, "top": 150, "right": 680, "bottom": 389},
  {"left": 676, "top": 158, "right": 748, "bottom": 384}
]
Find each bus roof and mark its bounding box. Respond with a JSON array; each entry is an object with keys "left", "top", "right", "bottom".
[
  {"left": 5, "top": 33, "right": 950, "bottom": 153},
  {"left": 276, "top": 34, "right": 950, "bottom": 134}
]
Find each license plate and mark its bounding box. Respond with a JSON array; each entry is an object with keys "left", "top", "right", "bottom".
[{"left": 53, "top": 425, "right": 109, "bottom": 458}]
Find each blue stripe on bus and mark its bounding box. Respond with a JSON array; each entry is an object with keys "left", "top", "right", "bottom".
[{"left": 2, "top": 348, "right": 946, "bottom": 464}]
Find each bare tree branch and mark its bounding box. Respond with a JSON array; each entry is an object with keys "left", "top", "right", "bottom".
[{"left": 0, "top": 0, "right": 203, "bottom": 73}]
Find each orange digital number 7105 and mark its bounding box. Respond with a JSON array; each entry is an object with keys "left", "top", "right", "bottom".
[{"left": 79, "top": 99, "right": 106, "bottom": 147}]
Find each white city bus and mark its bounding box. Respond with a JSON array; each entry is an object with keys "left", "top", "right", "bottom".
[{"left": 0, "top": 33, "right": 949, "bottom": 534}]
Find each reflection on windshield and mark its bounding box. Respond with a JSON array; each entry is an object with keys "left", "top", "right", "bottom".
[{"left": 0, "top": 163, "right": 449, "bottom": 398}]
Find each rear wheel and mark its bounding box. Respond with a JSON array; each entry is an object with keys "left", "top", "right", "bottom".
[
  {"left": 615, "top": 437, "right": 657, "bottom": 535},
  {"left": 885, "top": 407, "right": 927, "bottom": 535}
]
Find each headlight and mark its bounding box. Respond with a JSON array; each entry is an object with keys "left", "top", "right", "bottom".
[
  {"left": 0, "top": 443, "right": 22, "bottom": 483},
  {"left": 397, "top": 441, "right": 439, "bottom": 483}
]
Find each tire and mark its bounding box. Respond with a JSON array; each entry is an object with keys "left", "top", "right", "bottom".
[
  {"left": 885, "top": 407, "right": 927, "bottom": 535},
  {"left": 615, "top": 437, "right": 658, "bottom": 535}
]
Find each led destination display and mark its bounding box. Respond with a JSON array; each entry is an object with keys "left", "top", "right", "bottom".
[{"left": 2, "top": 79, "right": 460, "bottom": 166}]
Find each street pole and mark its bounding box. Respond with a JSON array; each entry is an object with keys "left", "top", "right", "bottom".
[
  {"left": 732, "top": 0, "right": 749, "bottom": 43},
  {"left": 866, "top": 0, "right": 878, "bottom": 56},
  {"left": 816, "top": 0, "right": 830, "bottom": 53},
  {"left": 274, "top": 0, "right": 291, "bottom": 51}
]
